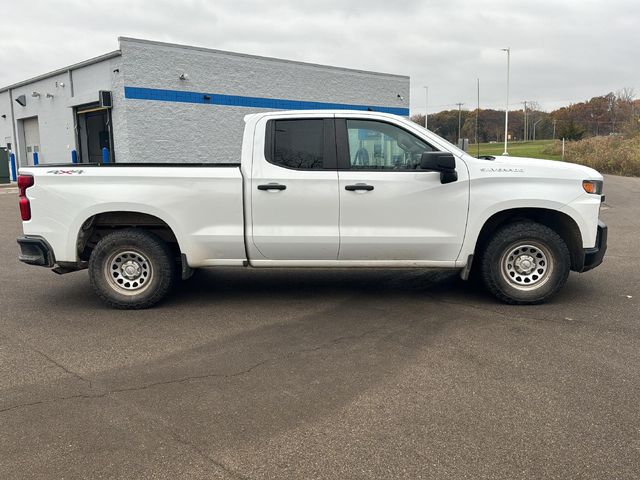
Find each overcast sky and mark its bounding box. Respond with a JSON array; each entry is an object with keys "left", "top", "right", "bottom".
[{"left": 1, "top": 0, "right": 638, "bottom": 114}]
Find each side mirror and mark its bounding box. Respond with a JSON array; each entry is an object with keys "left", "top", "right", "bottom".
[{"left": 420, "top": 151, "right": 458, "bottom": 184}]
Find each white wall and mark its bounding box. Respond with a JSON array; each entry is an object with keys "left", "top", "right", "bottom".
[
  {"left": 10, "top": 72, "right": 74, "bottom": 165},
  {"left": 2, "top": 54, "right": 122, "bottom": 166},
  {"left": 1, "top": 37, "right": 410, "bottom": 166},
  {"left": 0, "top": 91, "right": 13, "bottom": 149},
  {"left": 71, "top": 56, "right": 123, "bottom": 162},
  {"left": 116, "top": 38, "right": 410, "bottom": 163}
]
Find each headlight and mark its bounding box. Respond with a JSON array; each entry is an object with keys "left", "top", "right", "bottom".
[{"left": 582, "top": 180, "right": 603, "bottom": 195}]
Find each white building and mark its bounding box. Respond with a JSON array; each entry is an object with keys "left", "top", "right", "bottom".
[{"left": 0, "top": 37, "right": 410, "bottom": 168}]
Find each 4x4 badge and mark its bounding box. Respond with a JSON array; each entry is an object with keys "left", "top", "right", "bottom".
[{"left": 46, "top": 169, "right": 84, "bottom": 175}]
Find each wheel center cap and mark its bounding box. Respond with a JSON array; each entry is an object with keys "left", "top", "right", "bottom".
[
  {"left": 121, "top": 261, "right": 141, "bottom": 279},
  {"left": 515, "top": 255, "right": 535, "bottom": 274}
]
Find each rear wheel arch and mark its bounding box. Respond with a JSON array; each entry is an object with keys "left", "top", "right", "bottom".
[
  {"left": 76, "top": 211, "right": 183, "bottom": 264},
  {"left": 474, "top": 208, "right": 584, "bottom": 271}
]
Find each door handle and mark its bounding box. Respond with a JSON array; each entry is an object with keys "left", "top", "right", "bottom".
[
  {"left": 345, "top": 183, "right": 374, "bottom": 191},
  {"left": 257, "top": 183, "right": 287, "bottom": 191}
]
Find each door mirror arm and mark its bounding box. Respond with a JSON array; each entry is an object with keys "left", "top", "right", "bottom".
[{"left": 420, "top": 151, "right": 458, "bottom": 184}]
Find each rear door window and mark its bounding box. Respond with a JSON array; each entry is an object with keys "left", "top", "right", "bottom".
[{"left": 267, "top": 119, "right": 325, "bottom": 169}]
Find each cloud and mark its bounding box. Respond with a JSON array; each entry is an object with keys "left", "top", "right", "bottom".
[{"left": 1, "top": 0, "right": 638, "bottom": 113}]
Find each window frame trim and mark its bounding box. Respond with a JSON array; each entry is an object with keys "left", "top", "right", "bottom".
[
  {"left": 335, "top": 117, "right": 439, "bottom": 171},
  {"left": 264, "top": 118, "right": 337, "bottom": 171}
]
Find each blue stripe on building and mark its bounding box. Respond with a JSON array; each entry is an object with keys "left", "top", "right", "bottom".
[{"left": 124, "top": 86, "right": 410, "bottom": 116}]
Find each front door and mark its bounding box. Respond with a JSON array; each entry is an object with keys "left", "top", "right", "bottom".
[
  {"left": 336, "top": 117, "right": 469, "bottom": 263},
  {"left": 250, "top": 116, "right": 339, "bottom": 261}
]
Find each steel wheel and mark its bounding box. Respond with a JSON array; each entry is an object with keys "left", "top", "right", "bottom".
[
  {"left": 480, "top": 221, "right": 571, "bottom": 304},
  {"left": 104, "top": 249, "right": 153, "bottom": 295},
  {"left": 89, "top": 229, "right": 176, "bottom": 309},
  {"left": 499, "top": 241, "right": 554, "bottom": 291}
]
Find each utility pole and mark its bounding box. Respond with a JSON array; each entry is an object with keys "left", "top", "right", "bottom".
[
  {"left": 456, "top": 102, "right": 464, "bottom": 144},
  {"left": 423, "top": 86, "right": 429, "bottom": 129},
  {"left": 501, "top": 47, "right": 510, "bottom": 155},
  {"left": 522, "top": 101, "right": 527, "bottom": 142},
  {"left": 552, "top": 119, "right": 557, "bottom": 139}
]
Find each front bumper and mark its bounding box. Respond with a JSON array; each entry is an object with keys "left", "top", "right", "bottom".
[
  {"left": 579, "top": 220, "right": 607, "bottom": 272},
  {"left": 17, "top": 236, "right": 55, "bottom": 267}
]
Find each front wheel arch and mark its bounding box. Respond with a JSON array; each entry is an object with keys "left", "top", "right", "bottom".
[{"left": 473, "top": 208, "right": 584, "bottom": 272}]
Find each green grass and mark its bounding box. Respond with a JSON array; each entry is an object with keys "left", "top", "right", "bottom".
[{"left": 468, "top": 140, "right": 560, "bottom": 160}]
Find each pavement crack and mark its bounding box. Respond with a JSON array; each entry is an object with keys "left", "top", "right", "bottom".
[
  {"left": 0, "top": 332, "right": 93, "bottom": 389},
  {"left": 31, "top": 347, "right": 93, "bottom": 389},
  {"left": 0, "top": 326, "right": 389, "bottom": 415},
  {"left": 0, "top": 400, "right": 46, "bottom": 414},
  {"left": 105, "top": 359, "right": 273, "bottom": 395},
  {"left": 165, "top": 429, "right": 252, "bottom": 480}
]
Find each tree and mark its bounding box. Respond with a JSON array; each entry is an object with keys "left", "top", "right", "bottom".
[
  {"left": 411, "top": 89, "right": 639, "bottom": 143},
  {"left": 557, "top": 119, "right": 586, "bottom": 141}
]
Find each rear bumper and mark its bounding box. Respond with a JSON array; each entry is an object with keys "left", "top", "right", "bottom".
[
  {"left": 579, "top": 220, "right": 607, "bottom": 272},
  {"left": 17, "top": 236, "right": 55, "bottom": 267}
]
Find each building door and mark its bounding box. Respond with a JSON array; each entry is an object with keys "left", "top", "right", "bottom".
[
  {"left": 22, "top": 117, "right": 40, "bottom": 165},
  {"left": 77, "top": 106, "right": 112, "bottom": 163},
  {"left": 0, "top": 148, "right": 9, "bottom": 184}
]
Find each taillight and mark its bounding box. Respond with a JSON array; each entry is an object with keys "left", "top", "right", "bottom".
[{"left": 18, "top": 175, "right": 34, "bottom": 221}]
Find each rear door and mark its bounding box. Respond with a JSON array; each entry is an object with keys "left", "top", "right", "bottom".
[
  {"left": 336, "top": 116, "right": 469, "bottom": 263},
  {"left": 250, "top": 115, "right": 339, "bottom": 260}
]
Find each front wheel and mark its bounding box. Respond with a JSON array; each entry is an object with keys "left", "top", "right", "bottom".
[
  {"left": 88, "top": 229, "right": 176, "bottom": 309},
  {"left": 480, "top": 221, "right": 571, "bottom": 304}
]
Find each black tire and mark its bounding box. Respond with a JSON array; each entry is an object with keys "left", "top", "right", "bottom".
[
  {"left": 88, "top": 229, "right": 176, "bottom": 309},
  {"left": 480, "top": 221, "right": 570, "bottom": 304}
]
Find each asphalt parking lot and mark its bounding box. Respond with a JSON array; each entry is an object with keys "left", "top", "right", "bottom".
[{"left": 1, "top": 175, "right": 639, "bottom": 479}]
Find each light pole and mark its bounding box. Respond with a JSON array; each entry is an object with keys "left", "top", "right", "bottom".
[
  {"left": 423, "top": 86, "right": 429, "bottom": 129},
  {"left": 522, "top": 100, "right": 527, "bottom": 142},
  {"left": 502, "top": 47, "right": 510, "bottom": 155},
  {"left": 476, "top": 78, "right": 480, "bottom": 158},
  {"left": 533, "top": 119, "right": 542, "bottom": 141},
  {"left": 456, "top": 102, "right": 464, "bottom": 144}
]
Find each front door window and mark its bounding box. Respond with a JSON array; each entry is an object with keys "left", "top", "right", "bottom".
[{"left": 346, "top": 119, "right": 434, "bottom": 170}]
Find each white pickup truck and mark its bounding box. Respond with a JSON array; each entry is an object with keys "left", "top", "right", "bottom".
[{"left": 16, "top": 110, "right": 607, "bottom": 309}]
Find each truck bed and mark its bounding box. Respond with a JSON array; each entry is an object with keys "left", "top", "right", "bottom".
[{"left": 18, "top": 163, "right": 247, "bottom": 267}]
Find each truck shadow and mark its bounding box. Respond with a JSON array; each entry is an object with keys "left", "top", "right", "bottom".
[{"left": 174, "top": 266, "right": 485, "bottom": 304}]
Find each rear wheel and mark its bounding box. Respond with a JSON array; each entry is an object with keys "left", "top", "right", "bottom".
[
  {"left": 480, "top": 221, "right": 570, "bottom": 304},
  {"left": 88, "top": 229, "right": 175, "bottom": 309}
]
